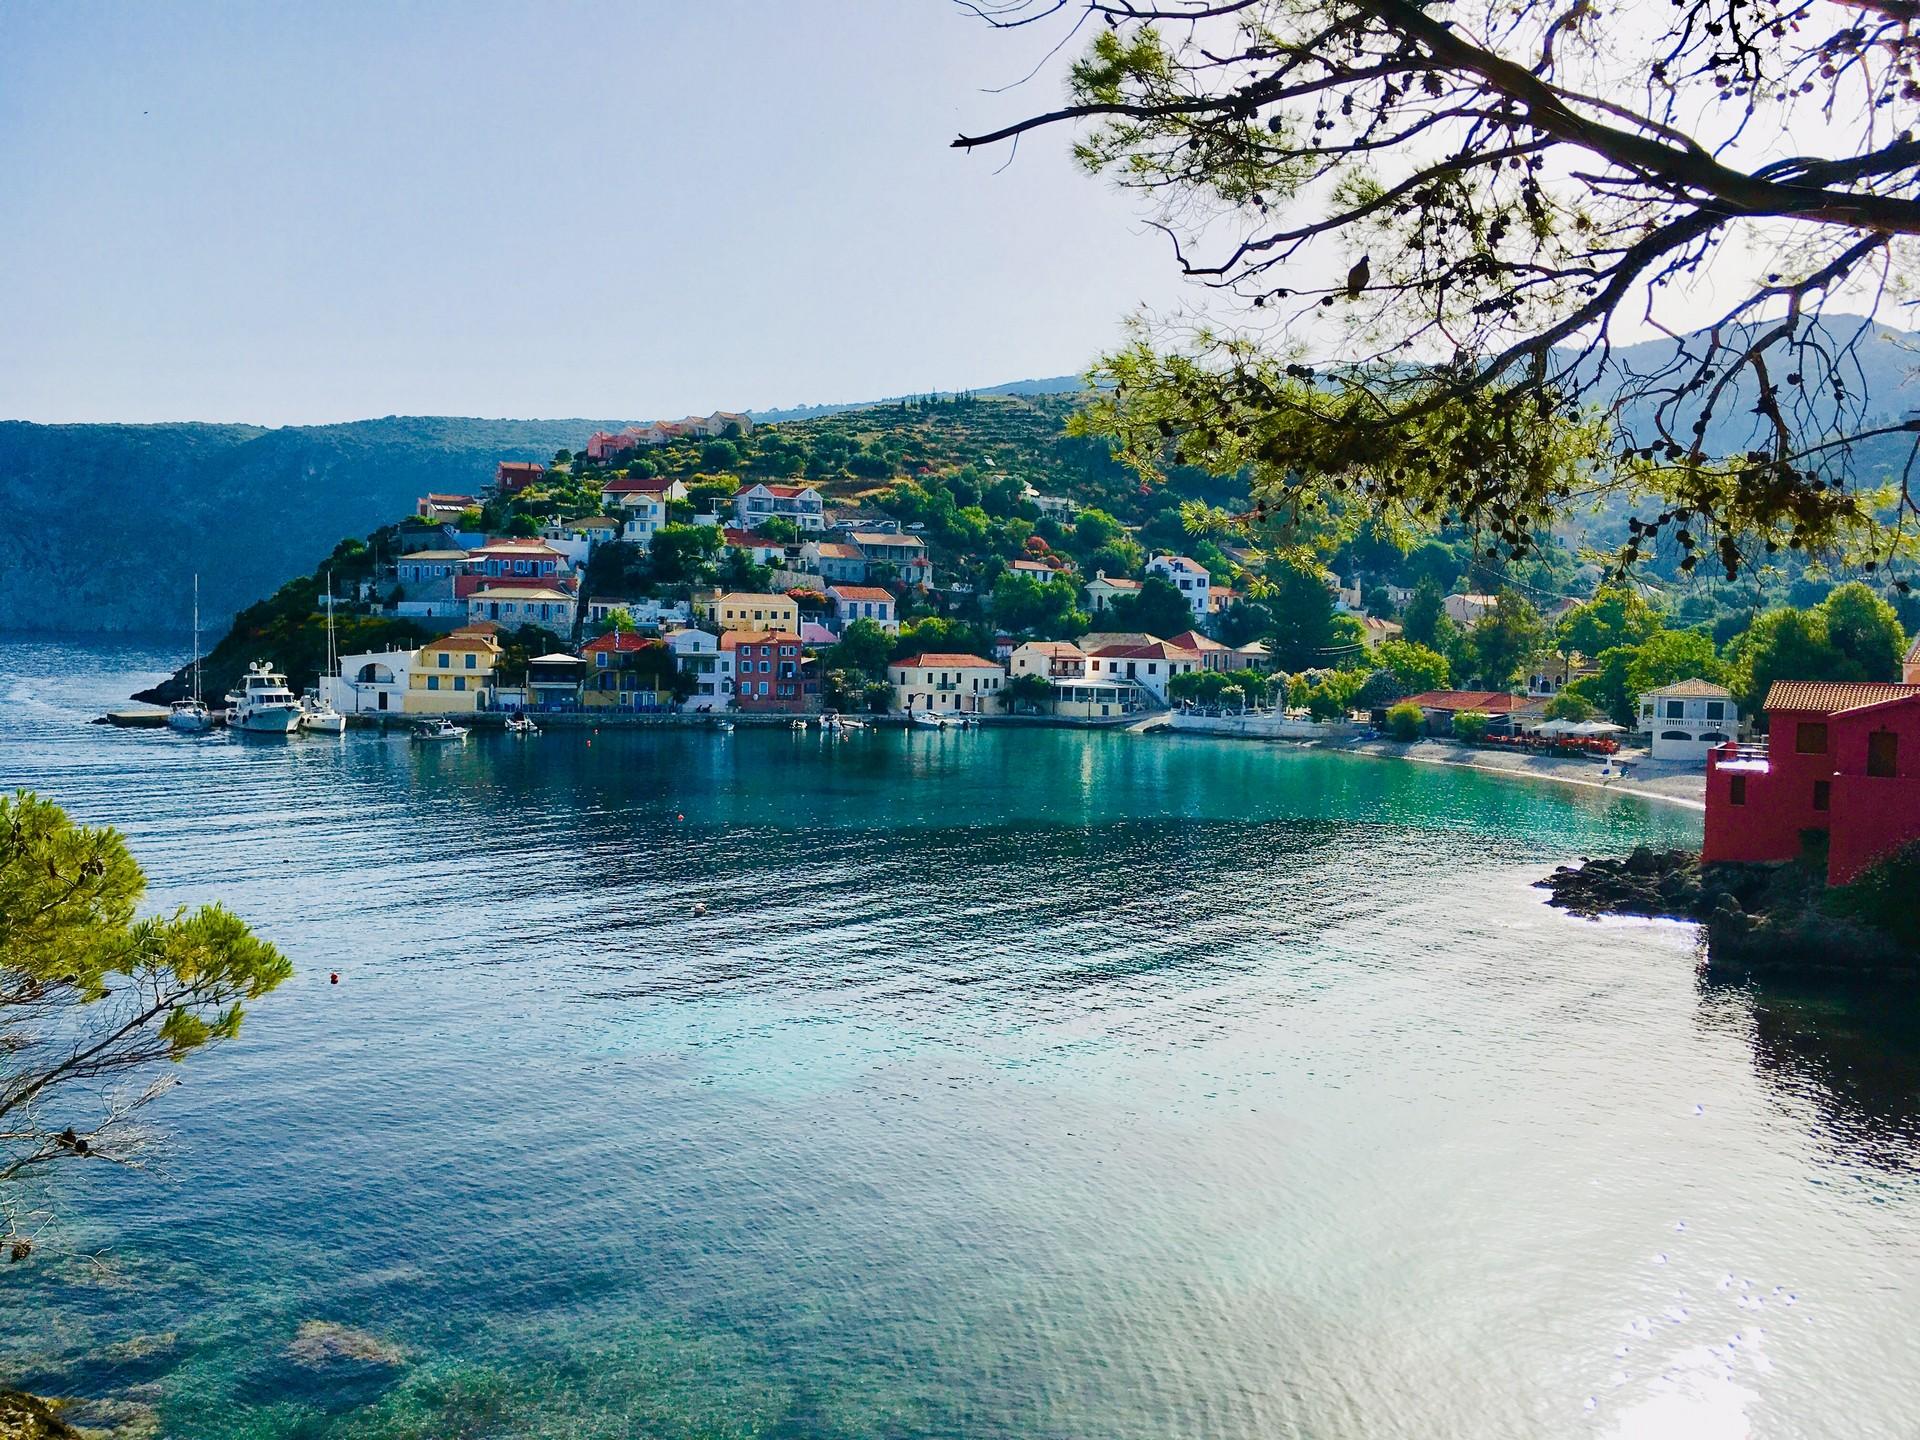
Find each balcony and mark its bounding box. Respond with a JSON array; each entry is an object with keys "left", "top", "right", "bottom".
[{"left": 1708, "top": 740, "right": 1771, "bottom": 774}]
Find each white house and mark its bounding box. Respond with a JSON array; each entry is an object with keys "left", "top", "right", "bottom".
[
  {"left": 1009, "top": 640, "right": 1086, "bottom": 680},
  {"left": 1081, "top": 639, "right": 1202, "bottom": 704},
  {"left": 1444, "top": 593, "right": 1501, "bottom": 626},
  {"left": 734, "top": 483, "right": 825, "bottom": 532},
  {"left": 618, "top": 493, "right": 670, "bottom": 550},
  {"left": 664, "top": 627, "right": 735, "bottom": 711},
  {"left": 827, "top": 584, "right": 898, "bottom": 634},
  {"left": 1083, "top": 571, "right": 1144, "bottom": 614},
  {"left": 888, "top": 653, "right": 1005, "bottom": 715},
  {"left": 1146, "top": 554, "right": 1213, "bottom": 621},
  {"left": 1050, "top": 677, "right": 1149, "bottom": 720},
  {"left": 1637, "top": 679, "right": 1741, "bottom": 762},
  {"left": 321, "top": 648, "right": 415, "bottom": 716}
]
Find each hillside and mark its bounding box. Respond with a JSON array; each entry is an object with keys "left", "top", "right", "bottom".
[{"left": 0, "top": 416, "right": 635, "bottom": 637}]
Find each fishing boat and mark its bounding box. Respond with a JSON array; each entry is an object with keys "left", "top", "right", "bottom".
[
  {"left": 166, "top": 575, "right": 214, "bottom": 733},
  {"left": 225, "top": 662, "right": 303, "bottom": 734},
  {"left": 301, "top": 575, "right": 347, "bottom": 734},
  {"left": 505, "top": 714, "right": 541, "bottom": 737},
  {"left": 410, "top": 718, "right": 469, "bottom": 744}
]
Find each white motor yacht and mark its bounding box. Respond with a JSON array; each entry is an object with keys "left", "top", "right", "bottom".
[
  {"left": 226, "top": 662, "right": 303, "bottom": 734},
  {"left": 410, "top": 718, "right": 469, "bottom": 744}
]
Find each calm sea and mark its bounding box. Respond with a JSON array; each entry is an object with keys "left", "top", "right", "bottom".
[{"left": 1, "top": 639, "right": 1916, "bottom": 1440}]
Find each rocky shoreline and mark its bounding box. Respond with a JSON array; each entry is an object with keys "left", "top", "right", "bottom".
[{"left": 1538, "top": 846, "right": 1920, "bottom": 978}]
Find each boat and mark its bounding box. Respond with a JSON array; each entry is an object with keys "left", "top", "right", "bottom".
[
  {"left": 167, "top": 575, "right": 214, "bottom": 733},
  {"left": 410, "top": 718, "right": 469, "bottom": 744},
  {"left": 790, "top": 718, "right": 809, "bottom": 731},
  {"left": 505, "top": 714, "right": 541, "bottom": 737},
  {"left": 225, "top": 661, "right": 303, "bottom": 734},
  {"left": 715, "top": 719, "right": 735, "bottom": 734},
  {"left": 909, "top": 710, "right": 949, "bottom": 729},
  {"left": 301, "top": 574, "right": 347, "bottom": 734},
  {"left": 300, "top": 692, "right": 346, "bottom": 735}
]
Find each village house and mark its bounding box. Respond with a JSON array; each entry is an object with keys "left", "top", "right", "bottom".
[
  {"left": 579, "top": 631, "right": 674, "bottom": 710},
  {"left": 1905, "top": 635, "right": 1920, "bottom": 683},
  {"left": 1007, "top": 557, "right": 1068, "bottom": 582},
  {"left": 1402, "top": 690, "right": 1548, "bottom": 736},
  {"left": 664, "top": 627, "right": 734, "bottom": 710},
  {"left": 1637, "top": 679, "right": 1741, "bottom": 762},
  {"left": 416, "top": 493, "right": 478, "bottom": 523},
  {"left": 466, "top": 586, "right": 577, "bottom": 633},
  {"left": 827, "top": 585, "right": 898, "bottom": 634},
  {"left": 1082, "top": 639, "right": 1202, "bottom": 705},
  {"left": 1704, "top": 680, "right": 1920, "bottom": 884},
  {"left": 734, "top": 483, "right": 825, "bottom": 532},
  {"left": 1527, "top": 652, "right": 1600, "bottom": 697},
  {"left": 394, "top": 550, "right": 466, "bottom": 593},
  {"left": 1359, "top": 615, "right": 1404, "bottom": 650},
  {"left": 725, "top": 631, "right": 817, "bottom": 712},
  {"left": 1165, "top": 631, "right": 1234, "bottom": 673},
  {"left": 524, "top": 652, "right": 588, "bottom": 710},
  {"left": 461, "top": 538, "right": 571, "bottom": 584},
  {"left": 801, "top": 539, "right": 867, "bottom": 585},
  {"left": 693, "top": 590, "right": 801, "bottom": 633},
  {"left": 603, "top": 474, "right": 690, "bottom": 506},
  {"left": 321, "top": 646, "right": 415, "bottom": 716},
  {"left": 494, "top": 461, "right": 545, "bottom": 494},
  {"left": 847, "top": 531, "right": 933, "bottom": 587},
  {"left": 1146, "top": 554, "right": 1214, "bottom": 621},
  {"left": 1009, "top": 640, "right": 1087, "bottom": 680},
  {"left": 723, "top": 528, "right": 789, "bottom": 567},
  {"left": 407, "top": 629, "right": 502, "bottom": 714},
  {"left": 540, "top": 516, "right": 621, "bottom": 550},
  {"left": 1443, "top": 593, "right": 1501, "bottom": 626},
  {"left": 888, "top": 653, "right": 1005, "bottom": 715},
  {"left": 1084, "top": 571, "right": 1144, "bottom": 614}
]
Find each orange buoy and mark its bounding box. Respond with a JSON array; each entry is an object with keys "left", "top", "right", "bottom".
[{"left": 330, "top": 972, "right": 339, "bottom": 984}]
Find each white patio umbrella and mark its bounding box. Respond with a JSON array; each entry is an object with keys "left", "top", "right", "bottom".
[
  {"left": 1570, "top": 720, "right": 1625, "bottom": 736},
  {"left": 1533, "top": 718, "right": 1579, "bottom": 736}
]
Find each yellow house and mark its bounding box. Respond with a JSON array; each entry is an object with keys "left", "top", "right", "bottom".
[
  {"left": 888, "top": 652, "right": 1005, "bottom": 715},
  {"left": 407, "top": 628, "right": 501, "bottom": 714},
  {"left": 693, "top": 590, "right": 800, "bottom": 633}
]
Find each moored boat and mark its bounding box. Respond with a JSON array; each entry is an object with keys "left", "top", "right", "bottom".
[
  {"left": 226, "top": 662, "right": 303, "bottom": 734},
  {"left": 410, "top": 718, "right": 469, "bottom": 744},
  {"left": 909, "top": 710, "right": 948, "bottom": 729},
  {"left": 167, "top": 575, "right": 214, "bottom": 733},
  {"left": 505, "top": 714, "right": 541, "bottom": 736}
]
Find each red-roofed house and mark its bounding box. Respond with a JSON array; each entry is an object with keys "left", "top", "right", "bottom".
[
  {"left": 723, "top": 528, "right": 788, "bottom": 566},
  {"left": 888, "top": 654, "right": 1004, "bottom": 715},
  {"left": 494, "top": 461, "right": 545, "bottom": 494},
  {"left": 579, "top": 631, "right": 675, "bottom": 710},
  {"left": 1705, "top": 680, "right": 1920, "bottom": 883},
  {"left": 828, "top": 585, "right": 898, "bottom": 634},
  {"left": 1084, "top": 571, "right": 1144, "bottom": 614},
  {"left": 1082, "top": 639, "right": 1202, "bottom": 704},
  {"left": 602, "top": 474, "right": 689, "bottom": 504},
  {"left": 1402, "top": 690, "right": 1548, "bottom": 736},
  {"left": 734, "top": 483, "right": 824, "bottom": 531}
]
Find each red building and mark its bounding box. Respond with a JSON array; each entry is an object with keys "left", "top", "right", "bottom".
[
  {"left": 723, "top": 630, "right": 819, "bottom": 713},
  {"left": 1704, "top": 680, "right": 1920, "bottom": 884},
  {"left": 494, "top": 461, "right": 545, "bottom": 494}
]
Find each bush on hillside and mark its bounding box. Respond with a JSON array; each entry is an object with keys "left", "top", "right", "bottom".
[{"left": 1385, "top": 702, "right": 1424, "bottom": 742}]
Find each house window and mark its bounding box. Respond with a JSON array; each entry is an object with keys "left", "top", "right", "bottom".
[
  {"left": 454, "top": 677, "right": 465, "bottom": 692},
  {"left": 1665, "top": 700, "right": 1684, "bottom": 719},
  {"left": 438, "top": 654, "right": 450, "bottom": 668},
  {"left": 1705, "top": 701, "right": 1725, "bottom": 721},
  {"left": 1868, "top": 731, "right": 1900, "bottom": 778},
  {"left": 466, "top": 654, "right": 476, "bottom": 669},
  {"left": 427, "top": 675, "right": 439, "bottom": 691},
  {"left": 597, "top": 653, "right": 609, "bottom": 668},
  {"left": 1729, "top": 775, "right": 1747, "bottom": 805},
  {"left": 1812, "top": 779, "right": 1831, "bottom": 812},
  {"left": 1795, "top": 721, "right": 1829, "bottom": 754}
]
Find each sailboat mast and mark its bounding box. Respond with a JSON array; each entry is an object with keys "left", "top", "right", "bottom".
[{"left": 191, "top": 574, "right": 202, "bottom": 703}]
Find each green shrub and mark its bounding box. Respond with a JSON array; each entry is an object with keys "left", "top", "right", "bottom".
[
  {"left": 1385, "top": 702, "right": 1424, "bottom": 742},
  {"left": 1451, "top": 710, "right": 1491, "bottom": 743}
]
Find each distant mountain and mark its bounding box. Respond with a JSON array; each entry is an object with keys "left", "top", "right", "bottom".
[
  {"left": 0, "top": 417, "right": 635, "bottom": 637},
  {"left": 0, "top": 376, "right": 1101, "bottom": 637}
]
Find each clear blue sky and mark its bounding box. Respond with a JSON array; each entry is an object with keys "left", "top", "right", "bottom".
[{"left": 0, "top": 1, "right": 1193, "bottom": 426}]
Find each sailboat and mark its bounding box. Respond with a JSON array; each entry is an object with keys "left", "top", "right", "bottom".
[
  {"left": 301, "top": 573, "right": 347, "bottom": 735},
  {"left": 166, "top": 575, "right": 214, "bottom": 733}
]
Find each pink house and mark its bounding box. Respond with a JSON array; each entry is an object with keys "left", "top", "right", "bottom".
[{"left": 1704, "top": 680, "right": 1920, "bottom": 884}]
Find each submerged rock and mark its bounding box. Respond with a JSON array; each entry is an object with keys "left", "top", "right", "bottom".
[
  {"left": 286, "top": 1320, "right": 408, "bottom": 1369},
  {"left": 0, "top": 1391, "right": 82, "bottom": 1440}
]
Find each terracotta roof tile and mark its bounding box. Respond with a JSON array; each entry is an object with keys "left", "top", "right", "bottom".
[{"left": 1764, "top": 680, "right": 1920, "bottom": 714}]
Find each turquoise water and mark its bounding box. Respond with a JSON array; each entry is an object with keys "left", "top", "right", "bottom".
[{"left": 1, "top": 639, "right": 1916, "bottom": 1439}]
